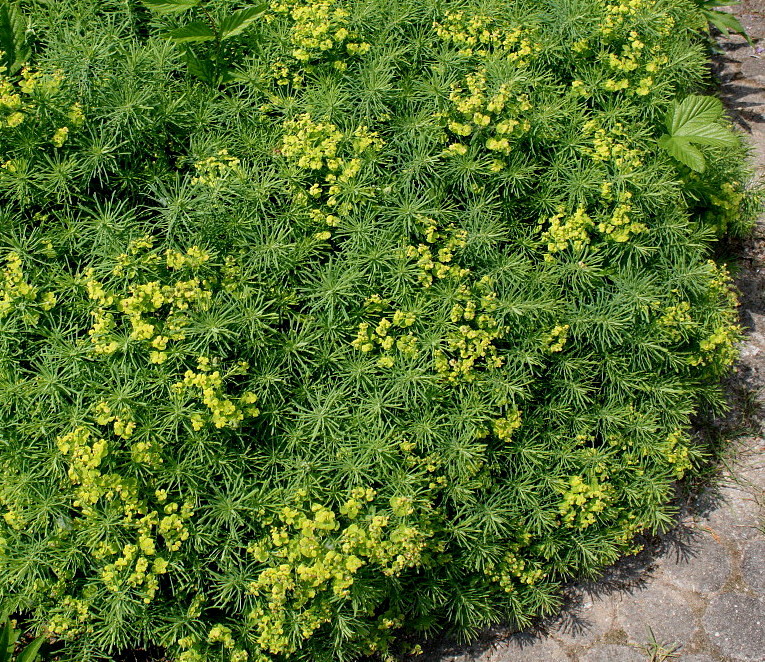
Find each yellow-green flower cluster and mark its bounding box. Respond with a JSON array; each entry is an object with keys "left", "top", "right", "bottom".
[
  {"left": 656, "top": 300, "right": 692, "bottom": 342},
  {"left": 173, "top": 357, "right": 259, "bottom": 430},
  {"left": 585, "top": 121, "right": 643, "bottom": 173},
  {"left": 247, "top": 492, "right": 429, "bottom": 657},
  {"left": 351, "top": 297, "right": 418, "bottom": 368},
  {"left": 541, "top": 324, "right": 569, "bottom": 352},
  {"left": 487, "top": 549, "right": 545, "bottom": 593},
  {"left": 443, "top": 67, "right": 533, "bottom": 169},
  {"left": 597, "top": 197, "right": 646, "bottom": 243},
  {"left": 47, "top": 596, "right": 91, "bottom": 638},
  {"left": 85, "top": 240, "right": 215, "bottom": 360},
  {"left": 282, "top": 114, "right": 382, "bottom": 239},
  {"left": 0, "top": 251, "right": 57, "bottom": 323},
  {"left": 599, "top": 0, "right": 675, "bottom": 39},
  {"left": 191, "top": 149, "right": 242, "bottom": 187},
  {"left": 558, "top": 475, "right": 610, "bottom": 529},
  {"left": 56, "top": 427, "right": 192, "bottom": 604},
  {"left": 493, "top": 411, "right": 522, "bottom": 442},
  {"left": 0, "top": 67, "right": 75, "bottom": 130},
  {"left": 433, "top": 11, "right": 538, "bottom": 62},
  {"left": 689, "top": 261, "right": 740, "bottom": 369},
  {"left": 405, "top": 218, "right": 470, "bottom": 288},
  {"left": 540, "top": 207, "right": 592, "bottom": 256},
  {"left": 664, "top": 429, "right": 692, "bottom": 478},
  {"left": 268, "top": 0, "right": 369, "bottom": 69},
  {"left": 706, "top": 180, "right": 746, "bottom": 233}
]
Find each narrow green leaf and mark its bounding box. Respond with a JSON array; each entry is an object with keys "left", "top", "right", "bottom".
[
  {"left": 141, "top": 0, "right": 200, "bottom": 14},
  {"left": 704, "top": 8, "right": 753, "bottom": 45},
  {"left": 164, "top": 21, "right": 216, "bottom": 43},
  {"left": 16, "top": 636, "right": 45, "bottom": 662},
  {"left": 0, "top": 620, "right": 12, "bottom": 662},
  {"left": 659, "top": 135, "right": 706, "bottom": 172},
  {"left": 220, "top": 5, "right": 266, "bottom": 39}
]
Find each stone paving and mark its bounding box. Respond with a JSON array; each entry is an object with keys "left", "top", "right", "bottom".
[{"left": 425, "top": 5, "right": 765, "bottom": 661}]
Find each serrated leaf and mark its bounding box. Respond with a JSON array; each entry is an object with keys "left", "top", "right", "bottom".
[
  {"left": 220, "top": 5, "right": 266, "bottom": 39},
  {"left": 0, "top": 1, "right": 30, "bottom": 75},
  {"left": 184, "top": 47, "right": 216, "bottom": 83},
  {"left": 163, "top": 21, "right": 216, "bottom": 43},
  {"left": 17, "top": 636, "right": 45, "bottom": 662},
  {"left": 141, "top": 0, "right": 199, "bottom": 14},
  {"left": 659, "top": 134, "right": 707, "bottom": 172},
  {"left": 666, "top": 95, "right": 723, "bottom": 134}
]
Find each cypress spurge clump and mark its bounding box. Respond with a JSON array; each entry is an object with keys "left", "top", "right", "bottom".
[{"left": 0, "top": 0, "right": 757, "bottom": 660}]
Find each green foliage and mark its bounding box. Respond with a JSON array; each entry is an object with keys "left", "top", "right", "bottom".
[
  {"left": 693, "top": 0, "right": 752, "bottom": 44},
  {"left": 143, "top": 0, "right": 266, "bottom": 84},
  {"left": 658, "top": 95, "right": 738, "bottom": 172},
  {"left": 0, "top": 1, "right": 29, "bottom": 75},
  {"left": 0, "top": 0, "right": 758, "bottom": 661},
  {"left": 0, "top": 616, "right": 45, "bottom": 662}
]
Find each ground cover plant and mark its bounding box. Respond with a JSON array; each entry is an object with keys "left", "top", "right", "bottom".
[{"left": 0, "top": 0, "right": 759, "bottom": 660}]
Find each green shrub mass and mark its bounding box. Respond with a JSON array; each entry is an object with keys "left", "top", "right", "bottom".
[{"left": 0, "top": 0, "right": 757, "bottom": 659}]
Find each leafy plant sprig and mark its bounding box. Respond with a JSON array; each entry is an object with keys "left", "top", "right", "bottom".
[
  {"left": 0, "top": 0, "right": 30, "bottom": 76},
  {"left": 142, "top": 0, "right": 265, "bottom": 84},
  {"left": 658, "top": 95, "right": 738, "bottom": 172},
  {"left": 0, "top": 616, "right": 44, "bottom": 662},
  {"left": 693, "top": 0, "right": 753, "bottom": 45}
]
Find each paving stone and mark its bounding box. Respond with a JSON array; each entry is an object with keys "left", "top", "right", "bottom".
[
  {"left": 740, "top": 58, "right": 765, "bottom": 85},
  {"left": 615, "top": 582, "right": 699, "bottom": 646},
  {"left": 703, "top": 593, "right": 765, "bottom": 661},
  {"left": 696, "top": 485, "right": 762, "bottom": 544},
  {"left": 487, "top": 636, "right": 569, "bottom": 662},
  {"left": 549, "top": 593, "right": 617, "bottom": 648},
  {"left": 741, "top": 540, "right": 765, "bottom": 592},
  {"left": 658, "top": 531, "right": 732, "bottom": 594},
  {"left": 681, "top": 656, "right": 717, "bottom": 662},
  {"left": 577, "top": 644, "right": 644, "bottom": 662}
]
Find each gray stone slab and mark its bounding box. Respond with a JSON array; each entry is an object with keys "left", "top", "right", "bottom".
[
  {"left": 487, "top": 636, "right": 569, "bottom": 662},
  {"left": 682, "top": 656, "right": 717, "bottom": 662},
  {"left": 742, "top": 540, "right": 765, "bottom": 592},
  {"left": 703, "top": 592, "right": 765, "bottom": 661},
  {"left": 549, "top": 592, "right": 617, "bottom": 648},
  {"left": 696, "top": 485, "right": 762, "bottom": 544},
  {"left": 577, "top": 644, "right": 644, "bottom": 662},
  {"left": 740, "top": 58, "right": 765, "bottom": 85},
  {"left": 615, "top": 582, "right": 699, "bottom": 646},
  {"left": 658, "top": 531, "right": 732, "bottom": 594}
]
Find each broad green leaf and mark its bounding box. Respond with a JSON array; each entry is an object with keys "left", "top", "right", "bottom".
[
  {"left": 666, "top": 95, "right": 723, "bottom": 134},
  {"left": 184, "top": 47, "right": 216, "bottom": 83},
  {"left": 659, "top": 94, "right": 738, "bottom": 171},
  {"left": 659, "top": 134, "right": 707, "bottom": 172},
  {"left": 220, "top": 5, "right": 266, "bottom": 39},
  {"left": 17, "top": 636, "right": 45, "bottom": 662},
  {"left": 0, "top": 1, "right": 30, "bottom": 75},
  {"left": 164, "top": 21, "right": 216, "bottom": 43},
  {"left": 141, "top": 0, "right": 199, "bottom": 14}
]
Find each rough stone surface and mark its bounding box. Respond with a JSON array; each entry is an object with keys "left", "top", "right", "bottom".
[
  {"left": 742, "top": 540, "right": 765, "bottom": 592},
  {"left": 695, "top": 485, "right": 763, "bottom": 544},
  {"left": 703, "top": 593, "right": 765, "bottom": 661},
  {"left": 682, "top": 656, "right": 718, "bottom": 662},
  {"left": 577, "top": 644, "right": 644, "bottom": 662},
  {"left": 657, "top": 531, "right": 732, "bottom": 593},
  {"left": 485, "top": 637, "right": 569, "bottom": 662},
  {"left": 548, "top": 591, "right": 617, "bottom": 648}
]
